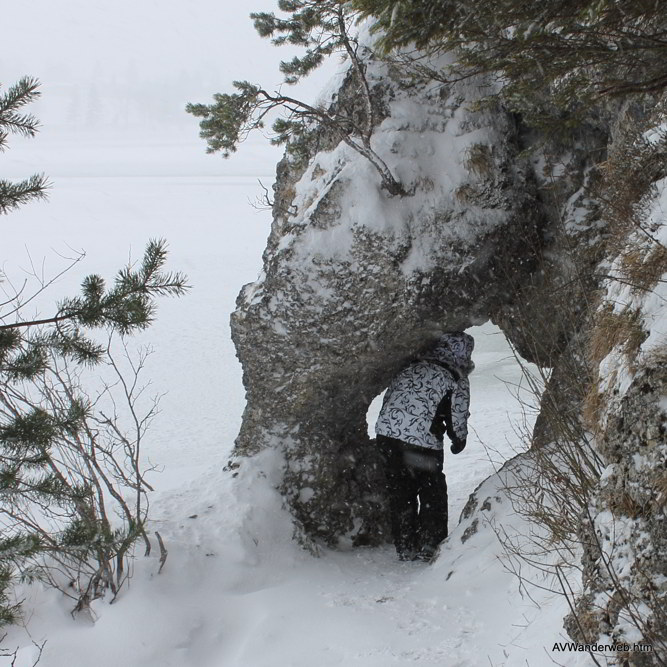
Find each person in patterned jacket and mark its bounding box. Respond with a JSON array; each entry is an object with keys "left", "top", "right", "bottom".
[{"left": 375, "top": 332, "right": 474, "bottom": 562}]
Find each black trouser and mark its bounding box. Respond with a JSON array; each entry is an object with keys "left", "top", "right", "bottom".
[{"left": 377, "top": 435, "right": 449, "bottom": 557}]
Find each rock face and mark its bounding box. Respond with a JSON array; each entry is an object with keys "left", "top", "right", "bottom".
[
  {"left": 568, "top": 358, "right": 667, "bottom": 663},
  {"left": 562, "top": 119, "right": 667, "bottom": 661},
  {"left": 503, "top": 102, "right": 667, "bottom": 661},
  {"left": 230, "top": 53, "right": 544, "bottom": 546}
]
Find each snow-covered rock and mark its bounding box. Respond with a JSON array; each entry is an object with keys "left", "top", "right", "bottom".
[
  {"left": 565, "top": 127, "right": 667, "bottom": 661},
  {"left": 230, "top": 51, "right": 544, "bottom": 546}
]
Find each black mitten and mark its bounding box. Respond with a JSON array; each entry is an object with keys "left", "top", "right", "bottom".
[{"left": 450, "top": 438, "right": 466, "bottom": 455}]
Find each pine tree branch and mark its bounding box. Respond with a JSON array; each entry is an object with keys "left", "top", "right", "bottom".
[
  {"left": 0, "top": 77, "right": 41, "bottom": 139},
  {"left": 258, "top": 88, "right": 403, "bottom": 194},
  {"left": 0, "top": 175, "right": 49, "bottom": 215},
  {"left": 0, "top": 312, "right": 79, "bottom": 331}
]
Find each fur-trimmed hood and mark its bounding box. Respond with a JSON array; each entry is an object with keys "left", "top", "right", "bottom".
[{"left": 418, "top": 332, "right": 475, "bottom": 377}]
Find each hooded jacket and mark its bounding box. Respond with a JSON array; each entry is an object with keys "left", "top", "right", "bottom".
[{"left": 375, "top": 332, "right": 474, "bottom": 451}]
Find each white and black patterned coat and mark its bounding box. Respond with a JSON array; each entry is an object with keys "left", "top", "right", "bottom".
[{"left": 375, "top": 332, "right": 474, "bottom": 451}]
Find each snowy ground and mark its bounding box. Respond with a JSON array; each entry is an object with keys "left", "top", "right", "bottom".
[{"left": 2, "top": 126, "right": 594, "bottom": 667}]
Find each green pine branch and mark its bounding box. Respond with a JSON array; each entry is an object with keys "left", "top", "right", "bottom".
[
  {"left": 188, "top": 81, "right": 404, "bottom": 195},
  {"left": 0, "top": 174, "right": 49, "bottom": 215},
  {"left": 188, "top": 1, "right": 405, "bottom": 195},
  {"left": 251, "top": 1, "right": 342, "bottom": 84},
  {"left": 0, "top": 77, "right": 41, "bottom": 144},
  {"left": 351, "top": 0, "right": 667, "bottom": 115},
  {"left": 0, "top": 78, "right": 48, "bottom": 215},
  {"left": 1, "top": 239, "right": 189, "bottom": 339}
]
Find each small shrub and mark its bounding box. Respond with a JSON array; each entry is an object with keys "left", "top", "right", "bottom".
[
  {"left": 463, "top": 143, "right": 493, "bottom": 177},
  {"left": 589, "top": 305, "right": 646, "bottom": 366}
]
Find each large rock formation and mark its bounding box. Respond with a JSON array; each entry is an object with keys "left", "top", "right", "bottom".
[{"left": 231, "top": 52, "right": 546, "bottom": 546}]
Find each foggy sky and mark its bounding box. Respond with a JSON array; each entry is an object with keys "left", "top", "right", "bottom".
[{"left": 2, "top": 1, "right": 338, "bottom": 128}]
